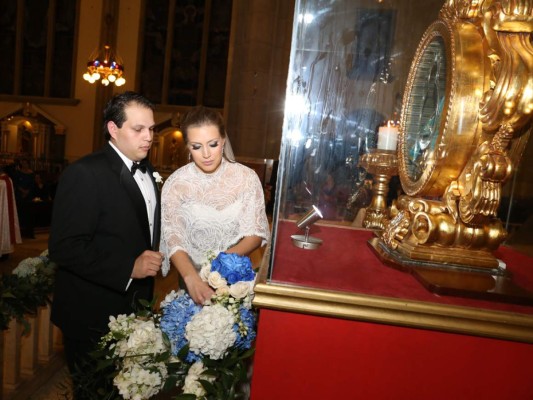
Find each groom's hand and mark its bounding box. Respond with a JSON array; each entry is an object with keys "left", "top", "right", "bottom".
[{"left": 131, "top": 250, "right": 163, "bottom": 278}]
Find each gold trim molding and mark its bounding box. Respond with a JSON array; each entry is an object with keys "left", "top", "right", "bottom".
[
  {"left": 253, "top": 279, "right": 533, "bottom": 344},
  {"left": 254, "top": 247, "right": 533, "bottom": 344}
]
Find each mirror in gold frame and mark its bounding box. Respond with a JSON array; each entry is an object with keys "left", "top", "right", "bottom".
[{"left": 399, "top": 17, "right": 489, "bottom": 197}]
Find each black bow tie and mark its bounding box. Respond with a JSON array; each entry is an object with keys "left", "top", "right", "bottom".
[{"left": 131, "top": 160, "right": 148, "bottom": 175}]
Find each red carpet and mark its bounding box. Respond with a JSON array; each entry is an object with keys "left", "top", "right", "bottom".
[{"left": 272, "top": 220, "right": 533, "bottom": 314}]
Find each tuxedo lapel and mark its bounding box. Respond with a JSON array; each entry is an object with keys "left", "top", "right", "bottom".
[
  {"left": 104, "top": 144, "right": 152, "bottom": 248},
  {"left": 146, "top": 164, "right": 161, "bottom": 250}
]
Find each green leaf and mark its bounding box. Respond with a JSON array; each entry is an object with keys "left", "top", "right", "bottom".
[
  {"left": 238, "top": 348, "right": 255, "bottom": 360},
  {"left": 138, "top": 298, "right": 151, "bottom": 308},
  {"left": 96, "top": 357, "right": 116, "bottom": 371},
  {"left": 162, "top": 374, "right": 179, "bottom": 391},
  {"left": 177, "top": 344, "right": 190, "bottom": 360},
  {"left": 154, "top": 351, "right": 171, "bottom": 363},
  {"left": 199, "top": 378, "right": 217, "bottom": 394}
]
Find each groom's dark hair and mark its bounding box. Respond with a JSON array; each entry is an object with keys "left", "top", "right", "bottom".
[{"left": 102, "top": 91, "right": 155, "bottom": 141}]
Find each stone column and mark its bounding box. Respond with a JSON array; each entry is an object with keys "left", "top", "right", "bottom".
[
  {"left": 20, "top": 316, "right": 38, "bottom": 377},
  {"left": 3, "top": 319, "right": 22, "bottom": 393},
  {"left": 37, "top": 305, "right": 54, "bottom": 363}
]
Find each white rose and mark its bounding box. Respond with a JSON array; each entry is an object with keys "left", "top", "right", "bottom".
[
  {"left": 183, "top": 361, "right": 210, "bottom": 396},
  {"left": 207, "top": 271, "right": 228, "bottom": 289},
  {"left": 188, "top": 361, "right": 206, "bottom": 377},
  {"left": 127, "top": 321, "right": 154, "bottom": 348},
  {"left": 199, "top": 265, "right": 211, "bottom": 281},
  {"left": 183, "top": 376, "right": 206, "bottom": 398},
  {"left": 229, "top": 281, "right": 251, "bottom": 299},
  {"left": 216, "top": 286, "right": 230, "bottom": 296},
  {"left": 125, "top": 320, "right": 165, "bottom": 359}
]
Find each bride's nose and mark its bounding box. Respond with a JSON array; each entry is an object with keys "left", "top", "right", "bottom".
[{"left": 202, "top": 146, "right": 210, "bottom": 158}]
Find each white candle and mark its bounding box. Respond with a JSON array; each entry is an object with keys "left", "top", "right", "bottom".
[{"left": 377, "top": 122, "right": 399, "bottom": 151}]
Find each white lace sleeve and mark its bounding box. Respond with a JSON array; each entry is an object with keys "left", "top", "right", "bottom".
[
  {"left": 160, "top": 160, "right": 270, "bottom": 276},
  {"left": 160, "top": 170, "right": 188, "bottom": 276},
  {"left": 239, "top": 168, "right": 270, "bottom": 244}
]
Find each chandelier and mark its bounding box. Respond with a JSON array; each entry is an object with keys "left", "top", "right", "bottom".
[{"left": 82, "top": 45, "right": 126, "bottom": 86}]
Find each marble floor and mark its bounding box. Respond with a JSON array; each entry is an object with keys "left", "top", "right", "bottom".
[{"left": 24, "top": 365, "right": 72, "bottom": 400}]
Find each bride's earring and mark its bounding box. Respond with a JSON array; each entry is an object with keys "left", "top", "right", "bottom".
[{"left": 188, "top": 152, "right": 191, "bottom": 162}]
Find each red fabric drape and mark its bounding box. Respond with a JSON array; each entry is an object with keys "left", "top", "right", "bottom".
[{"left": 0, "top": 174, "right": 16, "bottom": 244}]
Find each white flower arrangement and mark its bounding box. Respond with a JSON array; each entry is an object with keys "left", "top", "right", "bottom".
[
  {"left": 185, "top": 304, "right": 237, "bottom": 360},
  {"left": 12, "top": 256, "right": 43, "bottom": 277},
  {"left": 1, "top": 251, "right": 56, "bottom": 333},
  {"left": 98, "top": 313, "right": 169, "bottom": 399},
  {"left": 13, "top": 249, "right": 49, "bottom": 277},
  {"left": 114, "top": 361, "right": 168, "bottom": 400},
  {"left": 182, "top": 361, "right": 214, "bottom": 398},
  {"left": 105, "top": 314, "right": 166, "bottom": 360},
  {"left": 93, "top": 252, "right": 258, "bottom": 399}
]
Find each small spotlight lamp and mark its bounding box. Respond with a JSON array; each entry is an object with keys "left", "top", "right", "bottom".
[{"left": 291, "top": 205, "right": 323, "bottom": 250}]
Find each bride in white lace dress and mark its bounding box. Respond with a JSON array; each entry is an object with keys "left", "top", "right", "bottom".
[{"left": 160, "top": 106, "right": 270, "bottom": 304}]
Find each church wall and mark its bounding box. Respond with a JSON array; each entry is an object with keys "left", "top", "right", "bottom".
[
  {"left": 58, "top": 0, "right": 103, "bottom": 162},
  {"left": 225, "top": 0, "right": 295, "bottom": 160},
  {"left": 1, "top": 0, "right": 532, "bottom": 207}
]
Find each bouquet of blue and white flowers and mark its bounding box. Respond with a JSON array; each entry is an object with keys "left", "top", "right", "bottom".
[{"left": 94, "top": 252, "right": 258, "bottom": 400}]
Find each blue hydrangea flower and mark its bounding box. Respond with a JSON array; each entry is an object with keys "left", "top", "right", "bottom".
[
  {"left": 211, "top": 253, "right": 255, "bottom": 284},
  {"left": 233, "top": 306, "right": 256, "bottom": 350},
  {"left": 160, "top": 292, "right": 201, "bottom": 362}
]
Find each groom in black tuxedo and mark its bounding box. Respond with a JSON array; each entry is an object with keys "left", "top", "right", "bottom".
[{"left": 49, "top": 91, "right": 163, "bottom": 396}]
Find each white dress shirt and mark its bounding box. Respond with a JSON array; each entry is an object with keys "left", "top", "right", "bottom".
[{"left": 109, "top": 142, "right": 157, "bottom": 289}]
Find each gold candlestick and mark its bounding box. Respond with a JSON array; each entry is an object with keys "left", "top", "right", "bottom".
[{"left": 359, "top": 149, "right": 398, "bottom": 230}]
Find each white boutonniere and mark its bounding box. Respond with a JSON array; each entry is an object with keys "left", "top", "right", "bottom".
[
  {"left": 153, "top": 171, "right": 164, "bottom": 184},
  {"left": 153, "top": 171, "right": 164, "bottom": 190}
]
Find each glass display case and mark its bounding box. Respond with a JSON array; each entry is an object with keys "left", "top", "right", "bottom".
[
  {"left": 254, "top": 0, "right": 533, "bottom": 344},
  {"left": 275, "top": 0, "right": 446, "bottom": 225}
]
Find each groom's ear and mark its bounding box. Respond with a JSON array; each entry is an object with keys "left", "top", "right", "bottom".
[{"left": 107, "top": 121, "right": 118, "bottom": 140}]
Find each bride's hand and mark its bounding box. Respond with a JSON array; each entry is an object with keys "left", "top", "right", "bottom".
[{"left": 184, "top": 274, "right": 215, "bottom": 305}]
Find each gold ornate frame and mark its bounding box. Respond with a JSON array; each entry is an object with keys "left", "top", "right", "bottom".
[{"left": 381, "top": 0, "right": 533, "bottom": 270}]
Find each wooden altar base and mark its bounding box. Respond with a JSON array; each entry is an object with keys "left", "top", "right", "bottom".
[{"left": 369, "top": 237, "right": 533, "bottom": 306}]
